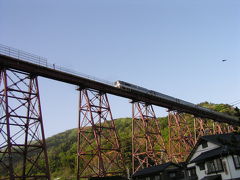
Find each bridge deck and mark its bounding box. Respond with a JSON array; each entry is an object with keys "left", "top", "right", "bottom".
[{"left": 0, "top": 46, "right": 239, "bottom": 126}]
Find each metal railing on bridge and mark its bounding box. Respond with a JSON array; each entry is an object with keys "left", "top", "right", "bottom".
[{"left": 0, "top": 44, "right": 113, "bottom": 86}]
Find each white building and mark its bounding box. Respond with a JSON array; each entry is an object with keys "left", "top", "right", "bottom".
[{"left": 186, "top": 133, "right": 240, "bottom": 180}]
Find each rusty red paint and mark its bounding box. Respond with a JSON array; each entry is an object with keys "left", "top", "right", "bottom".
[
  {"left": 77, "top": 88, "right": 126, "bottom": 179},
  {"left": 0, "top": 69, "right": 50, "bottom": 179}
]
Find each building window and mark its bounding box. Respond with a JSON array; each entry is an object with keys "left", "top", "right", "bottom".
[
  {"left": 233, "top": 155, "right": 240, "bottom": 169},
  {"left": 206, "top": 158, "right": 223, "bottom": 174},
  {"left": 188, "top": 167, "right": 197, "bottom": 177},
  {"left": 169, "top": 172, "right": 176, "bottom": 178},
  {"left": 202, "top": 141, "right": 208, "bottom": 148},
  {"left": 150, "top": 177, "right": 155, "bottom": 180},
  {"left": 198, "top": 163, "right": 205, "bottom": 170}
]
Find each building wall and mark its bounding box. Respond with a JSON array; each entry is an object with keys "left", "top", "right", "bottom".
[
  {"left": 198, "top": 155, "right": 240, "bottom": 180},
  {"left": 187, "top": 140, "right": 240, "bottom": 180},
  {"left": 223, "top": 155, "right": 240, "bottom": 179},
  {"left": 187, "top": 141, "right": 220, "bottom": 178},
  {"left": 189, "top": 141, "right": 219, "bottom": 162}
]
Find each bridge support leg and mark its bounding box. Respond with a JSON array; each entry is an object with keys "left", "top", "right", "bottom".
[
  {"left": 132, "top": 102, "right": 168, "bottom": 174},
  {"left": 212, "top": 122, "right": 237, "bottom": 134},
  {"left": 168, "top": 112, "right": 194, "bottom": 163},
  {"left": 77, "top": 88, "right": 126, "bottom": 179},
  {"left": 194, "top": 118, "right": 237, "bottom": 141},
  {"left": 0, "top": 69, "right": 50, "bottom": 179},
  {"left": 193, "top": 118, "right": 207, "bottom": 143}
]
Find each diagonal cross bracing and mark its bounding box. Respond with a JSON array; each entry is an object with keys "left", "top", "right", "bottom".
[
  {"left": 77, "top": 88, "right": 126, "bottom": 179},
  {"left": 0, "top": 69, "right": 50, "bottom": 180},
  {"left": 132, "top": 102, "right": 168, "bottom": 174}
]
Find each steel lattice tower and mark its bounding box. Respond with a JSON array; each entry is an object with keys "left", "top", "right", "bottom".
[
  {"left": 193, "top": 117, "right": 236, "bottom": 142},
  {"left": 0, "top": 68, "right": 50, "bottom": 180},
  {"left": 168, "top": 112, "right": 194, "bottom": 163},
  {"left": 168, "top": 114, "right": 238, "bottom": 163},
  {"left": 77, "top": 88, "right": 126, "bottom": 179},
  {"left": 132, "top": 102, "right": 168, "bottom": 174}
]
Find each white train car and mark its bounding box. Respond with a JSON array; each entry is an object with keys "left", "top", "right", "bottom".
[
  {"left": 114, "top": 80, "right": 181, "bottom": 103},
  {"left": 114, "top": 80, "right": 149, "bottom": 93},
  {"left": 114, "top": 80, "right": 225, "bottom": 116}
]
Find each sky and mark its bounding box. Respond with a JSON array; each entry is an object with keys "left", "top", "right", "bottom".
[{"left": 0, "top": 0, "right": 240, "bottom": 137}]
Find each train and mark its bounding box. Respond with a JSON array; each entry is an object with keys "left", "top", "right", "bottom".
[
  {"left": 114, "top": 80, "right": 182, "bottom": 103},
  {"left": 114, "top": 80, "right": 149, "bottom": 93},
  {"left": 114, "top": 80, "right": 224, "bottom": 117}
]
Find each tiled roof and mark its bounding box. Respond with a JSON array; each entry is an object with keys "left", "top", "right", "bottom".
[
  {"left": 201, "top": 133, "right": 240, "bottom": 148},
  {"left": 132, "top": 162, "right": 180, "bottom": 177},
  {"left": 186, "top": 133, "right": 240, "bottom": 163},
  {"left": 190, "top": 147, "right": 229, "bottom": 163}
]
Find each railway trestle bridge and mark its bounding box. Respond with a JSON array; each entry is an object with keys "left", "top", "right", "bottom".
[{"left": 0, "top": 44, "right": 239, "bottom": 179}]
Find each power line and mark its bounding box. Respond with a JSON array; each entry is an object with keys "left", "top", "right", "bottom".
[{"left": 230, "top": 100, "right": 240, "bottom": 107}]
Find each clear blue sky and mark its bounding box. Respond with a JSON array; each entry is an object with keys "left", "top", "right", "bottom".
[{"left": 0, "top": 0, "right": 240, "bottom": 137}]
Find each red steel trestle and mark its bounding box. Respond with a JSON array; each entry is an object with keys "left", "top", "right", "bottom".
[
  {"left": 194, "top": 117, "right": 236, "bottom": 142},
  {"left": 77, "top": 88, "right": 126, "bottom": 179},
  {"left": 132, "top": 101, "right": 168, "bottom": 174},
  {"left": 168, "top": 113, "right": 238, "bottom": 163},
  {"left": 168, "top": 111, "right": 194, "bottom": 163},
  {"left": 0, "top": 68, "right": 50, "bottom": 179}
]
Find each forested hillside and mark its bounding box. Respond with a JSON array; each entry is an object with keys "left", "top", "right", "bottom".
[
  {"left": 45, "top": 102, "right": 240, "bottom": 179},
  {"left": 2, "top": 102, "right": 239, "bottom": 179}
]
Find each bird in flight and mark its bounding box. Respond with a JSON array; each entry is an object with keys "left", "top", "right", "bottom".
[{"left": 222, "top": 59, "right": 227, "bottom": 62}]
